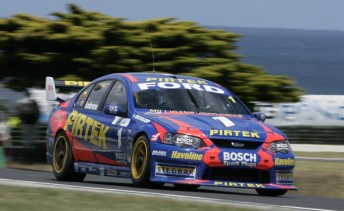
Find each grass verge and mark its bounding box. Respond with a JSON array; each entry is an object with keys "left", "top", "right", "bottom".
[
  {"left": 0, "top": 184, "right": 254, "bottom": 211},
  {"left": 7, "top": 162, "right": 52, "bottom": 172},
  {"left": 293, "top": 160, "right": 344, "bottom": 199},
  {"left": 294, "top": 151, "right": 344, "bottom": 158}
]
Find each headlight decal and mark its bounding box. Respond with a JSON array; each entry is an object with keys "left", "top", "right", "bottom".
[
  {"left": 164, "top": 133, "right": 205, "bottom": 148},
  {"left": 158, "top": 115, "right": 213, "bottom": 147},
  {"left": 267, "top": 140, "right": 292, "bottom": 154}
]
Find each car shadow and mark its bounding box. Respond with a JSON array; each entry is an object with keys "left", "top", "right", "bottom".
[{"left": 77, "top": 179, "right": 258, "bottom": 197}]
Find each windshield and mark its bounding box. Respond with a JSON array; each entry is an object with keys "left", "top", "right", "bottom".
[{"left": 133, "top": 89, "right": 251, "bottom": 115}]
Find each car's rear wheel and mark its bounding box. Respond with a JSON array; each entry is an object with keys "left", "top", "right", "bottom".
[
  {"left": 131, "top": 135, "right": 151, "bottom": 187},
  {"left": 173, "top": 184, "right": 200, "bottom": 191},
  {"left": 256, "top": 189, "right": 288, "bottom": 196},
  {"left": 53, "top": 132, "right": 86, "bottom": 182}
]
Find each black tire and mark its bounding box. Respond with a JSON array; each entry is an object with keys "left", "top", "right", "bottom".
[
  {"left": 130, "top": 135, "right": 152, "bottom": 187},
  {"left": 256, "top": 189, "right": 288, "bottom": 196},
  {"left": 52, "top": 132, "right": 86, "bottom": 182},
  {"left": 173, "top": 184, "right": 200, "bottom": 191}
]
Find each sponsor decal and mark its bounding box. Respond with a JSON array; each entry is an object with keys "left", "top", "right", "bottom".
[
  {"left": 146, "top": 77, "right": 208, "bottom": 84},
  {"left": 274, "top": 158, "right": 295, "bottom": 166},
  {"left": 151, "top": 133, "right": 160, "bottom": 141},
  {"left": 152, "top": 150, "right": 167, "bottom": 156},
  {"left": 112, "top": 116, "right": 131, "bottom": 127},
  {"left": 89, "top": 167, "right": 97, "bottom": 173},
  {"left": 64, "top": 81, "right": 90, "bottom": 87},
  {"left": 224, "top": 152, "right": 257, "bottom": 162},
  {"left": 75, "top": 91, "right": 88, "bottom": 107},
  {"left": 210, "top": 130, "right": 260, "bottom": 138},
  {"left": 276, "top": 171, "right": 293, "bottom": 184},
  {"left": 276, "top": 143, "right": 289, "bottom": 152},
  {"left": 109, "top": 105, "right": 119, "bottom": 113},
  {"left": 231, "top": 142, "right": 244, "bottom": 148},
  {"left": 133, "top": 114, "right": 151, "bottom": 123},
  {"left": 223, "top": 152, "right": 257, "bottom": 167},
  {"left": 100, "top": 167, "right": 105, "bottom": 176},
  {"left": 138, "top": 82, "right": 225, "bottom": 94},
  {"left": 200, "top": 112, "right": 243, "bottom": 118},
  {"left": 214, "top": 181, "right": 265, "bottom": 188},
  {"left": 175, "top": 137, "right": 196, "bottom": 146},
  {"left": 107, "top": 169, "right": 117, "bottom": 176},
  {"left": 171, "top": 151, "right": 203, "bottom": 161},
  {"left": 64, "top": 110, "right": 110, "bottom": 149},
  {"left": 84, "top": 101, "right": 98, "bottom": 110},
  {"left": 149, "top": 109, "right": 195, "bottom": 115},
  {"left": 155, "top": 163, "right": 196, "bottom": 178},
  {"left": 115, "top": 152, "right": 127, "bottom": 163}
]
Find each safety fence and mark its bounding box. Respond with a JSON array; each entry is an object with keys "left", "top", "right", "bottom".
[
  {"left": 1, "top": 124, "right": 343, "bottom": 164},
  {"left": 279, "top": 126, "right": 344, "bottom": 145},
  {"left": 1, "top": 123, "right": 46, "bottom": 163}
]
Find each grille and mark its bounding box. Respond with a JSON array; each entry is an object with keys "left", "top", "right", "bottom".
[
  {"left": 208, "top": 168, "right": 270, "bottom": 183},
  {"left": 211, "top": 139, "right": 262, "bottom": 149}
]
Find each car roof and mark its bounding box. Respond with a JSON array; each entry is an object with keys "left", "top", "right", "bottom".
[{"left": 95, "top": 72, "right": 218, "bottom": 85}]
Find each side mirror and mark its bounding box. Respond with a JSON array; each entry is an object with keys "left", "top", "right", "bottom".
[
  {"left": 253, "top": 112, "right": 266, "bottom": 122},
  {"left": 104, "top": 105, "right": 123, "bottom": 116}
]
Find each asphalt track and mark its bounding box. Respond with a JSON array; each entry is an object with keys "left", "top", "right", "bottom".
[{"left": 0, "top": 168, "right": 343, "bottom": 211}]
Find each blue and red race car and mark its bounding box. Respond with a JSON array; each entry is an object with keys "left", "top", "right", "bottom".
[{"left": 45, "top": 72, "right": 297, "bottom": 196}]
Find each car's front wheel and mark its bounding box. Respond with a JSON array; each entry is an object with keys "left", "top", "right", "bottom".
[
  {"left": 131, "top": 135, "right": 151, "bottom": 187},
  {"left": 52, "top": 132, "right": 86, "bottom": 182},
  {"left": 256, "top": 189, "right": 288, "bottom": 196}
]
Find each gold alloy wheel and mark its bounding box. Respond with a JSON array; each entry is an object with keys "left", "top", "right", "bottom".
[
  {"left": 53, "top": 136, "right": 68, "bottom": 174},
  {"left": 131, "top": 139, "right": 148, "bottom": 180}
]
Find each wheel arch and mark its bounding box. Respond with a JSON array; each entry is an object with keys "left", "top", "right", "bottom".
[
  {"left": 132, "top": 131, "right": 149, "bottom": 147},
  {"left": 55, "top": 129, "right": 72, "bottom": 140},
  {"left": 54, "top": 129, "right": 76, "bottom": 160}
]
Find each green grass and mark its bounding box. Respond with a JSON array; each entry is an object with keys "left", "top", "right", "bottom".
[
  {"left": 7, "top": 163, "right": 52, "bottom": 172},
  {"left": 0, "top": 184, "right": 254, "bottom": 211},
  {"left": 294, "top": 151, "right": 344, "bottom": 158},
  {"left": 293, "top": 160, "right": 344, "bottom": 199}
]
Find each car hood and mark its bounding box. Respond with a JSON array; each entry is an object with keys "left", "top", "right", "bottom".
[{"left": 139, "top": 113, "right": 285, "bottom": 142}]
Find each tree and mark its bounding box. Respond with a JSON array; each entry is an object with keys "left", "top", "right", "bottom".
[{"left": 0, "top": 4, "right": 301, "bottom": 104}]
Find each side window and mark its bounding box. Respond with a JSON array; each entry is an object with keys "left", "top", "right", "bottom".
[
  {"left": 84, "top": 80, "right": 113, "bottom": 111},
  {"left": 104, "top": 81, "right": 128, "bottom": 113},
  {"left": 74, "top": 84, "right": 95, "bottom": 108}
]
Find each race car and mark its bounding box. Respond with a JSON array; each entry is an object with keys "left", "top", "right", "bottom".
[{"left": 45, "top": 72, "right": 297, "bottom": 196}]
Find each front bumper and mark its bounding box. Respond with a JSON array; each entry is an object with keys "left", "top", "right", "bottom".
[{"left": 150, "top": 142, "right": 297, "bottom": 190}]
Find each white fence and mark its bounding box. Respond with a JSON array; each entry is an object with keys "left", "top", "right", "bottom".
[{"left": 254, "top": 95, "right": 344, "bottom": 126}]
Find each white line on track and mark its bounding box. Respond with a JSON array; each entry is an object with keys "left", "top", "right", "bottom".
[
  {"left": 0, "top": 178, "right": 337, "bottom": 211},
  {"left": 296, "top": 156, "right": 344, "bottom": 162}
]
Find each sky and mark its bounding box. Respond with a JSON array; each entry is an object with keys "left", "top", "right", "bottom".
[{"left": 1, "top": 0, "right": 344, "bottom": 31}]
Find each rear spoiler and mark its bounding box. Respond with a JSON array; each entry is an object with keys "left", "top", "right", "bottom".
[{"left": 45, "top": 77, "right": 90, "bottom": 102}]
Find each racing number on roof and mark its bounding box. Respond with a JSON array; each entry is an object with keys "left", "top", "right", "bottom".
[{"left": 213, "top": 116, "right": 235, "bottom": 127}]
